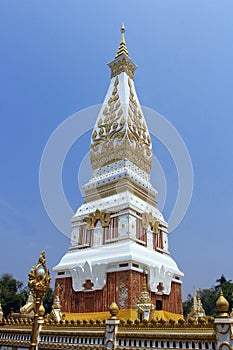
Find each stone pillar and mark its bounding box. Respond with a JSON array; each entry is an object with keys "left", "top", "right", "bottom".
[
  {"left": 105, "top": 302, "right": 120, "bottom": 350},
  {"left": 215, "top": 316, "right": 233, "bottom": 350},
  {"left": 215, "top": 289, "right": 233, "bottom": 350}
]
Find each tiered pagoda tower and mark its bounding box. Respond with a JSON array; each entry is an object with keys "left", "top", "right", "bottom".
[{"left": 54, "top": 25, "right": 183, "bottom": 317}]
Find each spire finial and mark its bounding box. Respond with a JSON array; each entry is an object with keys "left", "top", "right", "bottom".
[
  {"left": 109, "top": 301, "right": 119, "bottom": 319},
  {"left": 143, "top": 273, "right": 147, "bottom": 292},
  {"left": 193, "top": 289, "right": 197, "bottom": 307},
  {"left": 115, "top": 23, "right": 129, "bottom": 58}
]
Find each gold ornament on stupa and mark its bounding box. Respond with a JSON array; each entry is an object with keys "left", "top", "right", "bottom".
[
  {"left": 90, "top": 25, "right": 152, "bottom": 174},
  {"left": 109, "top": 301, "right": 119, "bottom": 319},
  {"left": 216, "top": 288, "right": 229, "bottom": 317}
]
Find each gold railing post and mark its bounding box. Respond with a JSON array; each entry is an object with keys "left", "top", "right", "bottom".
[{"left": 28, "top": 251, "right": 51, "bottom": 350}]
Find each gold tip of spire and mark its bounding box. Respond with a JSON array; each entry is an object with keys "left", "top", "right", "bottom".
[
  {"left": 115, "top": 23, "right": 129, "bottom": 58},
  {"left": 142, "top": 273, "right": 147, "bottom": 292}
]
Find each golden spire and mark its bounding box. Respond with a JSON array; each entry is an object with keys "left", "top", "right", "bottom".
[
  {"left": 193, "top": 289, "right": 197, "bottom": 307},
  {"left": 115, "top": 23, "right": 129, "bottom": 58},
  {"left": 188, "top": 288, "right": 205, "bottom": 319},
  {"left": 197, "top": 289, "right": 205, "bottom": 315},
  {"left": 142, "top": 273, "right": 147, "bottom": 292},
  {"left": 137, "top": 273, "right": 152, "bottom": 304},
  {"left": 136, "top": 272, "right": 155, "bottom": 321}
]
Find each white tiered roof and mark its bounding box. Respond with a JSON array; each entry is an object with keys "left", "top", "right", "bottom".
[
  {"left": 54, "top": 240, "right": 181, "bottom": 274},
  {"left": 54, "top": 240, "right": 183, "bottom": 294}
]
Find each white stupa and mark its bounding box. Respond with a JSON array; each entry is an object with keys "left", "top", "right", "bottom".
[{"left": 54, "top": 25, "right": 183, "bottom": 316}]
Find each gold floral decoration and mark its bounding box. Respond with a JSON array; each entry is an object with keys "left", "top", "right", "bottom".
[
  {"left": 91, "top": 76, "right": 125, "bottom": 151},
  {"left": 90, "top": 76, "right": 152, "bottom": 174},
  {"left": 109, "top": 57, "right": 136, "bottom": 80},
  {"left": 142, "top": 212, "right": 160, "bottom": 234},
  {"left": 84, "top": 209, "right": 111, "bottom": 229},
  {"left": 127, "top": 78, "right": 152, "bottom": 158}
]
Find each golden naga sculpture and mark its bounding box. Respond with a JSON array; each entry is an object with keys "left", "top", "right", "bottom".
[
  {"left": 46, "top": 284, "right": 63, "bottom": 323},
  {"left": 20, "top": 291, "right": 34, "bottom": 317}
]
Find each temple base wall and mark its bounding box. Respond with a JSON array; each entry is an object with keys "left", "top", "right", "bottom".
[{"left": 55, "top": 270, "right": 183, "bottom": 315}]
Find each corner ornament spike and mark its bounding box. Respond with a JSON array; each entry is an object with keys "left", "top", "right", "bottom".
[{"left": 115, "top": 23, "right": 129, "bottom": 58}]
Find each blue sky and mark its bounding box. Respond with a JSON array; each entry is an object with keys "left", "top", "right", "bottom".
[{"left": 0, "top": 1, "right": 233, "bottom": 300}]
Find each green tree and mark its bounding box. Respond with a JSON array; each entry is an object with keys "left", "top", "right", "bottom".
[
  {"left": 183, "top": 274, "right": 233, "bottom": 317},
  {"left": 182, "top": 293, "right": 193, "bottom": 317},
  {"left": 215, "top": 274, "right": 231, "bottom": 286},
  {"left": 0, "top": 274, "right": 28, "bottom": 317},
  {"left": 214, "top": 274, "right": 233, "bottom": 312},
  {"left": 43, "top": 288, "right": 54, "bottom": 314},
  {"left": 200, "top": 288, "right": 218, "bottom": 316}
]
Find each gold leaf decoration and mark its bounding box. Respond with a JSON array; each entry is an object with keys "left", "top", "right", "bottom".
[
  {"left": 142, "top": 212, "right": 160, "bottom": 234},
  {"left": 127, "top": 78, "right": 152, "bottom": 158},
  {"left": 109, "top": 57, "right": 136, "bottom": 80},
  {"left": 91, "top": 77, "right": 126, "bottom": 152},
  {"left": 84, "top": 209, "right": 111, "bottom": 229},
  {"left": 90, "top": 75, "right": 152, "bottom": 174}
]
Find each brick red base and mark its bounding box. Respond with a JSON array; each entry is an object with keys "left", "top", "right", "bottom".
[{"left": 55, "top": 270, "right": 183, "bottom": 315}]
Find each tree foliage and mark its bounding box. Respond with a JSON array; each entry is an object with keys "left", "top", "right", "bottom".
[
  {"left": 0, "top": 274, "right": 54, "bottom": 317},
  {"left": 183, "top": 274, "right": 233, "bottom": 317},
  {"left": 0, "top": 274, "right": 28, "bottom": 317},
  {"left": 43, "top": 288, "right": 54, "bottom": 314},
  {"left": 183, "top": 293, "right": 193, "bottom": 317}
]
